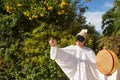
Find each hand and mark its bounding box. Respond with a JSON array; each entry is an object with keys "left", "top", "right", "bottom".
[{"left": 49, "top": 38, "right": 56, "bottom": 47}]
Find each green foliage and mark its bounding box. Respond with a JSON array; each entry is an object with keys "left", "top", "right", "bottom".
[
  {"left": 98, "top": 36, "right": 120, "bottom": 58},
  {"left": 4, "top": 0, "right": 71, "bottom": 22},
  {"left": 0, "top": 0, "right": 6, "bottom": 14},
  {"left": 0, "top": 13, "right": 25, "bottom": 80},
  {"left": 100, "top": 0, "right": 120, "bottom": 58},
  {"left": 102, "top": 8, "right": 115, "bottom": 36},
  {"left": 0, "top": 0, "right": 102, "bottom": 80},
  {"left": 0, "top": 12, "right": 98, "bottom": 80},
  {"left": 102, "top": 0, "right": 120, "bottom": 36},
  {"left": 22, "top": 22, "right": 71, "bottom": 80}
]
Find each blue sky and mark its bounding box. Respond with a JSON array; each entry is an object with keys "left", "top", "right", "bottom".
[{"left": 83, "top": 0, "right": 114, "bottom": 33}]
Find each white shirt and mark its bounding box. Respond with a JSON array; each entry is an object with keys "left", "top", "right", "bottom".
[{"left": 50, "top": 45, "right": 105, "bottom": 80}]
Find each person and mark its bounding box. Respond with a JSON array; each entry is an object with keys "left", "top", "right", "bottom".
[{"left": 49, "top": 29, "right": 105, "bottom": 80}]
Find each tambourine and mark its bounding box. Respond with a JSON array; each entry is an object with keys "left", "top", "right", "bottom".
[{"left": 96, "top": 49, "right": 119, "bottom": 75}]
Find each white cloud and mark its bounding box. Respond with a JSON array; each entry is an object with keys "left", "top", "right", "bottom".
[
  {"left": 103, "top": 1, "right": 113, "bottom": 9},
  {"left": 84, "top": 11, "right": 105, "bottom": 33}
]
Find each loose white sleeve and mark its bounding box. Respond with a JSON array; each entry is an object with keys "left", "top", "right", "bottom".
[
  {"left": 50, "top": 46, "right": 57, "bottom": 60},
  {"left": 50, "top": 45, "right": 77, "bottom": 79}
]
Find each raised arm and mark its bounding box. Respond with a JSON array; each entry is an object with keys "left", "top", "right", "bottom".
[{"left": 49, "top": 38, "right": 77, "bottom": 79}]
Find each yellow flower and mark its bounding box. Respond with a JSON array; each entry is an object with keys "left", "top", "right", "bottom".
[
  {"left": 44, "top": 1, "right": 46, "bottom": 4},
  {"left": 23, "top": 12, "right": 27, "bottom": 15},
  {"left": 6, "top": 6, "right": 12, "bottom": 13},
  {"left": 61, "top": 10, "right": 65, "bottom": 14},
  {"left": 32, "top": 15, "right": 38, "bottom": 18},
  {"left": 6, "top": 6, "right": 10, "bottom": 9},
  {"left": 17, "top": 4, "right": 22, "bottom": 7},
  {"left": 57, "top": 10, "right": 65, "bottom": 15},
  {"left": 40, "top": 7, "right": 46, "bottom": 10},
  {"left": 6, "top": 9, "right": 10, "bottom": 13},
  {"left": 61, "top": 2, "right": 66, "bottom": 5},
  {"left": 40, "top": 14, "right": 44, "bottom": 17},
  {"left": 60, "top": 2, "right": 68, "bottom": 8},
  {"left": 57, "top": 11, "right": 62, "bottom": 15},
  {"left": 29, "top": 17, "right": 32, "bottom": 20},
  {"left": 60, "top": 4, "right": 64, "bottom": 8},
  {"left": 23, "top": 11, "right": 29, "bottom": 16},
  {"left": 48, "top": 6, "right": 53, "bottom": 10}
]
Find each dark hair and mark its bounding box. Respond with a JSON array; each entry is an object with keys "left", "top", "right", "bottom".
[{"left": 75, "top": 35, "right": 85, "bottom": 42}]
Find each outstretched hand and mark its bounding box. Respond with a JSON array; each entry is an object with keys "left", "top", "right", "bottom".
[{"left": 49, "top": 38, "right": 56, "bottom": 47}]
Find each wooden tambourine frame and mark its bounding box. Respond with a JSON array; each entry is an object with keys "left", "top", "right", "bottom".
[{"left": 96, "top": 49, "right": 119, "bottom": 75}]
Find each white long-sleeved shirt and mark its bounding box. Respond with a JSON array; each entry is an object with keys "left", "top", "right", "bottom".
[{"left": 50, "top": 45, "right": 105, "bottom": 80}]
